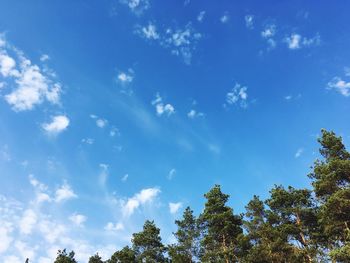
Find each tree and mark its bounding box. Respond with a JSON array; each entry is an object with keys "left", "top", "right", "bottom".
[
  {"left": 89, "top": 253, "right": 104, "bottom": 263},
  {"left": 54, "top": 249, "right": 77, "bottom": 263},
  {"left": 266, "top": 185, "right": 320, "bottom": 262},
  {"left": 199, "top": 185, "right": 243, "bottom": 263},
  {"left": 132, "top": 220, "right": 167, "bottom": 262},
  {"left": 243, "top": 195, "right": 296, "bottom": 263},
  {"left": 109, "top": 246, "right": 136, "bottom": 263},
  {"left": 168, "top": 207, "right": 200, "bottom": 262},
  {"left": 308, "top": 130, "right": 350, "bottom": 262}
]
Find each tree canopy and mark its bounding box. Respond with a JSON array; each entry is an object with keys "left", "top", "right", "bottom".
[{"left": 49, "top": 130, "right": 350, "bottom": 262}]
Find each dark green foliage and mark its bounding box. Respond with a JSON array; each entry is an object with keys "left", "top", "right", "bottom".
[
  {"left": 132, "top": 220, "right": 167, "bottom": 262},
  {"left": 89, "top": 253, "right": 104, "bottom": 263},
  {"left": 168, "top": 206, "right": 200, "bottom": 262},
  {"left": 108, "top": 246, "right": 135, "bottom": 263},
  {"left": 199, "top": 184, "right": 243, "bottom": 263},
  {"left": 58, "top": 129, "right": 350, "bottom": 263},
  {"left": 309, "top": 129, "right": 350, "bottom": 261},
  {"left": 54, "top": 249, "right": 77, "bottom": 263}
]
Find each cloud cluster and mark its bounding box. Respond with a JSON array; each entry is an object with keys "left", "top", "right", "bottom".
[
  {"left": 327, "top": 76, "right": 350, "bottom": 97},
  {"left": 284, "top": 33, "right": 320, "bottom": 50},
  {"left": 120, "top": 0, "right": 150, "bottom": 15},
  {"left": 136, "top": 22, "right": 201, "bottom": 64},
  {"left": 225, "top": 83, "right": 249, "bottom": 108},
  {"left": 151, "top": 93, "right": 175, "bottom": 116},
  {"left": 0, "top": 36, "right": 62, "bottom": 111}
]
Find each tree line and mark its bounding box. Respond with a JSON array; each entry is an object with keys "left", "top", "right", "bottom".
[{"left": 49, "top": 130, "right": 350, "bottom": 262}]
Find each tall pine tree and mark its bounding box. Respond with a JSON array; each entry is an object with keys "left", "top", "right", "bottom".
[
  {"left": 199, "top": 185, "right": 243, "bottom": 263},
  {"left": 168, "top": 206, "right": 200, "bottom": 262}
]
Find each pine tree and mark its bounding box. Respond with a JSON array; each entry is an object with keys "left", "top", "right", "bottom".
[
  {"left": 109, "top": 246, "right": 136, "bottom": 263},
  {"left": 266, "top": 185, "right": 320, "bottom": 262},
  {"left": 308, "top": 130, "right": 350, "bottom": 262},
  {"left": 243, "top": 195, "right": 296, "bottom": 263},
  {"left": 54, "top": 249, "right": 77, "bottom": 263},
  {"left": 168, "top": 206, "right": 200, "bottom": 262},
  {"left": 89, "top": 253, "right": 104, "bottom": 263},
  {"left": 199, "top": 185, "right": 243, "bottom": 263},
  {"left": 132, "top": 220, "right": 167, "bottom": 262}
]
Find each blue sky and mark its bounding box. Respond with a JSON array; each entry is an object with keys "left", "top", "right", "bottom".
[{"left": 1, "top": 0, "right": 350, "bottom": 262}]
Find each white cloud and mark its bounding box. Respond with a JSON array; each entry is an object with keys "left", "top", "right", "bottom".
[
  {"left": 261, "top": 24, "right": 276, "bottom": 38},
  {"left": 118, "top": 70, "right": 134, "bottom": 84},
  {"left": 151, "top": 93, "right": 175, "bottom": 116},
  {"left": 0, "top": 52, "right": 17, "bottom": 77},
  {"left": 285, "top": 33, "right": 301, "bottom": 49},
  {"left": 40, "top": 54, "right": 50, "bottom": 62},
  {"left": 69, "top": 213, "right": 87, "bottom": 227},
  {"left": 137, "top": 22, "right": 201, "bottom": 64},
  {"left": 187, "top": 109, "right": 204, "bottom": 119},
  {"left": 19, "top": 209, "right": 37, "bottom": 235},
  {"left": 327, "top": 77, "right": 350, "bottom": 97},
  {"left": 104, "top": 222, "right": 124, "bottom": 232},
  {"left": 295, "top": 148, "right": 304, "bottom": 158},
  {"left": 197, "top": 11, "right": 206, "bottom": 22},
  {"left": 220, "top": 14, "right": 229, "bottom": 23},
  {"left": 169, "top": 202, "right": 182, "bottom": 214},
  {"left": 0, "top": 226, "right": 13, "bottom": 253},
  {"left": 120, "top": 0, "right": 150, "bottom": 15},
  {"left": 55, "top": 182, "right": 77, "bottom": 202},
  {"left": 284, "top": 33, "right": 320, "bottom": 50},
  {"left": 167, "top": 168, "right": 176, "bottom": 180},
  {"left": 96, "top": 118, "right": 108, "bottom": 128},
  {"left": 138, "top": 23, "right": 159, "bottom": 40},
  {"left": 15, "top": 241, "right": 36, "bottom": 261},
  {"left": 225, "top": 83, "right": 249, "bottom": 108},
  {"left": 42, "top": 115, "right": 70, "bottom": 135},
  {"left": 3, "top": 53, "right": 61, "bottom": 111},
  {"left": 122, "top": 188, "right": 160, "bottom": 217},
  {"left": 4, "top": 255, "right": 21, "bottom": 263},
  {"left": 245, "top": 15, "right": 254, "bottom": 29}
]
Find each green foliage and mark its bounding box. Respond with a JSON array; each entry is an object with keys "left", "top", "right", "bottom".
[
  {"left": 54, "top": 249, "right": 77, "bottom": 263},
  {"left": 168, "top": 206, "right": 200, "bottom": 262},
  {"left": 53, "top": 129, "right": 350, "bottom": 263},
  {"left": 199, "top": 184, "right": 243, "bottom": 262},
  {"left": 109, "top": 246, "right": 135, "bottom": 263},
  {"left": 132, "top": 220, "right": 167, "bottom": 263},
  {"left": 89, "top": 253, "right": 104, "bottom": 263}
]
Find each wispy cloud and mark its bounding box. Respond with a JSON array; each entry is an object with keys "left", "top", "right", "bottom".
[
  {"left": 69, "top": 213, "right": 87, "bottom": 227},
  {"left": 187, "top": 109, "right": 204, "bottom": 119},
  {"left": 295, "top": 148, "right": 304, "bottom": 158},
  {"left": 197, "top": 11, "right": 206, "bottom": 22},
  {"left": 55, "top": 181, "right": 77, "bottom": 202},
  {"left": 121, "top": 187, "right": 160, "bottom": 217},
  {"left": 220, "top": 13, "right": 230, "bottom": 24},
  {"left": 167, "top": 168, "right": 176, "bottom": 180},
  {"left": 169, "top": 202, "right": 182, "bottom": 214},
  {"left": 245, "top": 15, "right": 254, "bottom": 29}
]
